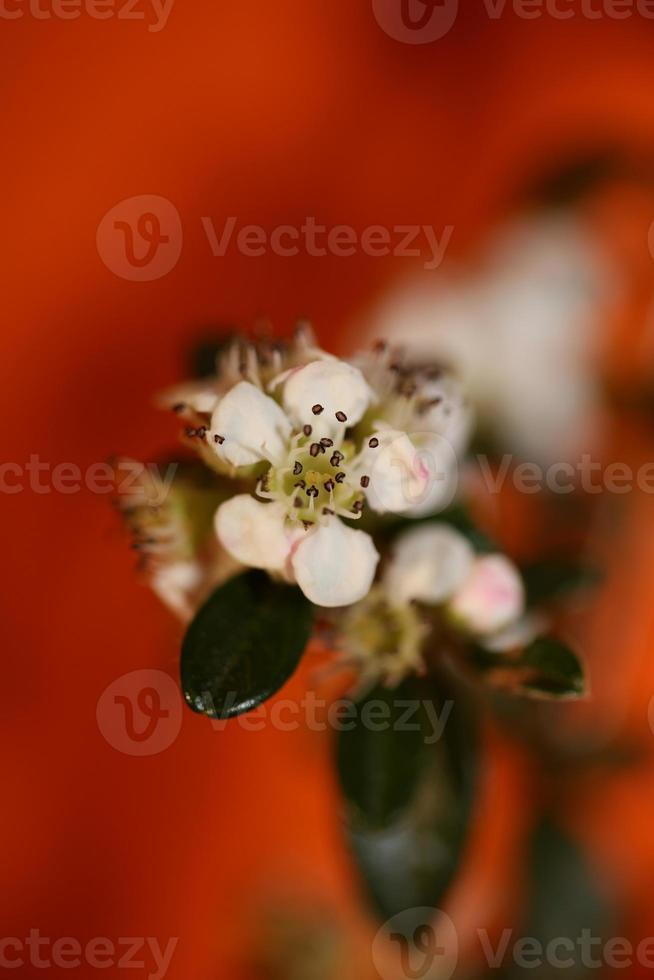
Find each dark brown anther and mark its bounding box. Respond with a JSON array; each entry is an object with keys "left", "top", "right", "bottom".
[
  {"left": 294, "top": 480, "right": 306, "bottom": 489},
  {"left": 334, "top": 472, "right": 346, "bottom": 484},
  {"left": 368, "top": 437, "right": 379, "bottom": 448},
  {"left": 360, "top": 475, "right": 370, "bottom": 488},
  {"left": 213, "top": 434, "right": 225, "bottom": 445},
  {"left": 335, "top": 411, "right": 347, "bottom": 422},
  {"left": 322, "top": 507, "right": 335, "bottom": 516},
  {"left": 330, "top": 451, "right": 344, "bottom": 466},
  {"left": 352, "top": 500, "right": 364, "bottom": 514},
  {"left": 312, "top": 404, "right": 324, "bottom": 415},
  {"left": 306, "top": 485, "right": 319, "bottom": 498},
  {"left": 310, "top": 443, "right": 321, "bottom": 458},
  {"left": 294, "top": 497, "right": 303, "bottom": 508},
  {"left": 324, "top": 479, "right": 335, "bottom": 492},
  {"left": 185, "top": 427, "right": 196, "bottom": 437},
  {"left": 320, "top": 438, "right": 333, "bottom": 448},
  {"left": 173, "top": 402, "right": 185, "bottom": 413},
  {"left": 293, "top": 461, "right": 303, "bottom": 475},
  {"left": 303, "top": 424, "right": 312, "bottom": 437},
  {"left": 197, "top": 426, "right": 207, "bottom": 440}
]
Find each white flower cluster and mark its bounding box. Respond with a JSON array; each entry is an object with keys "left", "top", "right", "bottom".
[
  {"left": 165, "top": 329, "right": 471, "bottom": 608},
  {"left": 338, "top": 523, "right": 529, "bottom": 685}
]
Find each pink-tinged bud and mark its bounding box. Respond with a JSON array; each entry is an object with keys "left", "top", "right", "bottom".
[{"left": 448, "top": 554, "right": 525, "bottom": 636}]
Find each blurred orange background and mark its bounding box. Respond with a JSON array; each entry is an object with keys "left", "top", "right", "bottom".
[{"left": 5, "top": 3, "right": 654, "bottom": 977}]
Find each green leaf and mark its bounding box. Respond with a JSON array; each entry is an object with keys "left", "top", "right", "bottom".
[
  {"left": 337, "top": 678, "right": 477, "bottom": 929},
  {"left": 336, "top": 678, "right": 433, "bottom": 829},
  {"left": 522, "top": 558, "right": 601, "bottom": 607},
  {"left": 180, "top": 571, "right": 313, "bottom": 718},
  {"left": 469, "top": 635, "right": 586, "bottom": 700}
]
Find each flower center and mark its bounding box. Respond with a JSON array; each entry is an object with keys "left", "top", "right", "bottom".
[{"left": 256, "top": 427, "right": 366, "bottom": 526}]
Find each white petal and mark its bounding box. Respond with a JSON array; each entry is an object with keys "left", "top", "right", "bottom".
[
  {"left": 363, "top": 430, "right": 458, "bottom": 515},
  {"left": 291, "top": 518, "right": 379, "bottom": 607},
  {"left": 384, "top": 524, "right": 474, "bottom": 605},
  {"left": 210, "top": 381, "right": 291, "bottom": 468},
  {"left": 157, "top": 380, "right": 221, "bottom": 415},
  {"left": 448, "top": 554, "right": 525, "bottom": 636},
  {"left": 151, "top": 560, "right": 203, "bottom": 621},
  {"left": 215, "top": 496, "right": 293, "bottom": 571},
  {"left": 282, "top": 359, "right": 374, "bottom": 435},
  {"left": 400, "top": 433, "right": 460, "bottom": 517},
  {"left": 418, "top": 375, "right": 474, "bottom": 456}
]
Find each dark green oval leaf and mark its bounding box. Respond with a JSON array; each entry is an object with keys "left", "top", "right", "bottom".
[
  {"left": 337, "top": 678, "right": 477, "bottom": 928},
  {"left": 336, "top": 678, "right": 433, "bottom": 829},
  {"left": 180, "top": 571, "right": 313, "bottom": 718},
  {"left": 468, "top": 635, "right": 586, "bottom": 700}
]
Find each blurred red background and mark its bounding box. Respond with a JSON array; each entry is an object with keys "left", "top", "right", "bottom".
[{"left": 5, "top": 3, "right": 654, "bottom": 977}]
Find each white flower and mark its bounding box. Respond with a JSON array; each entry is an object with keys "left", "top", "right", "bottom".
[
  {"left": 353, "top": 346, "right": 472, "bottom": 516},
  {"left": 448, "top": 554, "right": 525, "bottom": 636},
  {"left": 383, "top": 523, "right": 475, "bottom": 605},
  {"left": 209, "top": 363, "right": 387, "bottom": 607}
]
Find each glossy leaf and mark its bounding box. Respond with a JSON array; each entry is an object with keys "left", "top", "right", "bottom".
[{"left": 180, "top": 571, "right": 313, "bottom": 718}]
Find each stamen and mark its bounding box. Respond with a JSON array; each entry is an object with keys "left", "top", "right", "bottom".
[
  {"left": 173, "top": 403, "right": 185, "bottom": 413},
  {"left": 320, "top": 438, "right": 333, "bottom": 448},
  {"left": 335, "top": 411, "right": 347, "bottom": 422},
  {"left": 330, "top": 451, "right": 344, "bottom": 466},
  {"left": 303, "top": 424, "right": 313, "bottom": 437},
  {"left": 294, "top": 497, "right": 303, "bottom": 508},
  {"left": 293, "top": 461, "right": 303, "bottom": 475},
  {"left": 294, "top": 480, "right": 306, "bottom": 489},
  {"left": 312, "top": 404, "right": 324, "bottom": 415},
  {"left": 213, "top": 434, "right": 225, "bottom": 445},
  {"left": 360, "top": 475, "right": 370, "bottom": 488},
  {"left": 306, "top": 486, "right": 319, "bottom": 498},
  {"left": 322, "top": 507, "right": 335, "bottom": 516},
  {"left": 368, "top": 437, "right": 379, "bottom": 448},
  {"left": 324, "top": 479, "right": 335, "bottom": 492},
  {"left": 335, "top": 472, "right": 346, "bottom": 484},
  {"left": 310, "top": 443, "right": 321, "bottom": 458}
]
